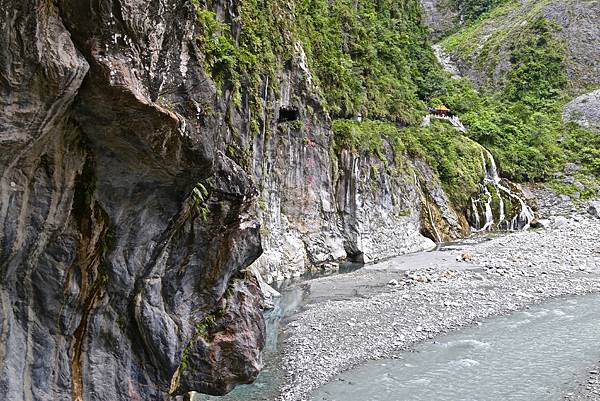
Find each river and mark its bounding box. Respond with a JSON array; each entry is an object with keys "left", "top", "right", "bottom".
[
  {"left": 311, "top": 294, "right": 600, "bottom": 401},
  {"left": 195, "top": 232, "right": 600, "bottom": 401}
]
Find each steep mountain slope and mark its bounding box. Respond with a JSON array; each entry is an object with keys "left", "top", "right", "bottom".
[
  {"left": 186, "top": 0, "right": 497, "bottom": 282},
  {"left": 438, "top": 0, "right": 600, "bottom": 92},
  {"left": 423, "top": 0, "right": 600, "bottom": 198}
]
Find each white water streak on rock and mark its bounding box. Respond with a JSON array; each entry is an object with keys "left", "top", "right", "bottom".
[{"left": 472, "top": 150, "right": 534, "bottom": 232}]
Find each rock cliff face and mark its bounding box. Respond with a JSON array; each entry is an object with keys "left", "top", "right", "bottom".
[
  {"left": 419, "top": 0, "right": 460, "bottom": 40},
  {"left": 564, "top": 89, "right": 600, "bottom": 134},
  {"left": 1, "top": 0, "right": 264, "bottom": 400},
  {"left": 0, "top": 0, "right": 494, "bottom": 400},
  {"left": 187, "top": 0, "right": 474, "bottom": 283},
  {"left": 250, "top": 128, "right": 460, "bottom": 282},
  {"left": 427, "top": 0, "right": 600, "bottom": 92}
]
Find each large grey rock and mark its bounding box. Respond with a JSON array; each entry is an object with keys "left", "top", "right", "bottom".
[
  {"left": 250, "top": 87, "right": 445, "bottom": 282},
  {"left": 171, "top": 279, "right": 265, "bottom": 396},
  {"left": 589, "top": 201, "right": 600, "bottom": 218},
  {"left": 0, "top": 1, "right": 265, "bottom": 400},
  {"left": 553, "top": 216, "right": 569, "bottom": 227},
  {"left": 563, "top": 90, "right": 600, "bottom": 133}
]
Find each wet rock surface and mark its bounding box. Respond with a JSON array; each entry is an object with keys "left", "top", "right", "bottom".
[
  {"left": 276, "top": 215, "right": 600, "bottom": 401},
  {"left": 0, "top": 1, "right": 265, "bottom": 399},
  {"left": 251, "top": 133, "right": 462, "bottom": 283}
]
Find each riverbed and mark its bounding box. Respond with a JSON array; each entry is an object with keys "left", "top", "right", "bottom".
[
  {"left": 199, "top": 214, "right": 600, "bottom": 401},
  {"left": 311, "top": 294, "right": 600, "bottom": 401}
]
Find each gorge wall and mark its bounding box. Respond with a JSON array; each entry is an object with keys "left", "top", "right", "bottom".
[
  {"left": 0, "top": 0, "right": 529, "bottom": 400},
  {"left": 1, "top": 1, "right": 265, "bottom": 400}
]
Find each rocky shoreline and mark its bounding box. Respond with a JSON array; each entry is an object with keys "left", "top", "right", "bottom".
[
  {"left": 566, "top": 365, "right": 600, "bottom": 400},
  {"left": 275, "top": 209, "right": 600, "bottom": 401}
]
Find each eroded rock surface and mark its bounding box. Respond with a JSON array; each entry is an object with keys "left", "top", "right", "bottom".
[
  {"left": 564, "top": 89, "right": 600, "bottom": 133},
  {"left": 1, "top": 1, "right": 264, "bottom": 400},
  {"left": 1, "top": 0, "right": 536, "bottom": 399},
  {"left": 423, "top": 0, "right": 600, "bottom": 92},
  {"left": 418, "top": 0, "right": 460, "bottom": 40}
]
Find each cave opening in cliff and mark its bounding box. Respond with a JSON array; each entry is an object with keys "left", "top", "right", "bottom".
[{"left": 278, "top": 107, "right": 299, "bottom": 122}]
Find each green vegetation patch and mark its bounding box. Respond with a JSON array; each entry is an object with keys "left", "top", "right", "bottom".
[
  {"left": 189, "top": 0, "right": 600, "bottom": 203},
  {"left": 433, "top": 16, "right": 593, "bottom": 185},
  {"left": 440, "top": 0, "right": 558, "bottom": 88},
  {"left": 191, "top": 0, "right": 446, "bottom": 125},
  {"left": 295, "top": 0, "right": 446, "bottom": 124},
  {"left": 332, "top": 119, "right": 485, "bottom": 206},
  {"left": 451, "top": 0, "right": 510, "bottom": 25}
]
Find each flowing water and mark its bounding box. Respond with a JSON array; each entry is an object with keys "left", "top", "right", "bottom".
[
  {"left": 471, "top": 150, "right": 535, "bottom": 232},
  {"left": 195, "top": 245, "right": 598, "bottom": 401},
  {"left": 199, "top": 262, "right": 363, "bottom": 401},
  {"left": 311, "top": 294, "right": 600, "bottom": 401},
  {"left": 198, "top": 285, "right": 305, "bottom": 401}
]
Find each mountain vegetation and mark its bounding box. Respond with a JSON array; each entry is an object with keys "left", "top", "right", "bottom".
[
  {"left": 191, "top": 0, "right": 599, "bottom": 201},
  {"left": 439, "top": 0, "right": 600, "bottom": 196}
]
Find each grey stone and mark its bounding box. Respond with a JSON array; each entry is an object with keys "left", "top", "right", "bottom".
[
  {"left": 554, "top": 216, "right": 569, "bottom": 227},
  {"left": 563, "top": 89, "right": 600, "bottom": 133},
  {"left": 565, "top": 163, "right": 581, "bottom": 175},
  {"left": 537, "top": 219, "right": 552, "bottom": 229},
  {"left": 418, "top": 0, "right": 460, "bottom": 40},
  {"left": 0, "top": 1, "right": 265, "bottom": 399}
]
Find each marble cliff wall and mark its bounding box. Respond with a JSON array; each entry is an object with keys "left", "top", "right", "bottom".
[
  {"left": 1, "top": 1, "right": 265, "bottom": 399},
  {"left": 0, "top": 0, "right": 477, "bottom": 400}
]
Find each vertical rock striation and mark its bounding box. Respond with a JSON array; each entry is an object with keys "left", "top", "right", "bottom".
[
  {"left": 1, "top": 0, "right": 265, "bottom": 400},
  {"left": 0, "top": 0, "right": 535, "bottom": 399}
]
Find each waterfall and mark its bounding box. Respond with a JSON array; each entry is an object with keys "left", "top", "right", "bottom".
[
  {"left": 510, "top": 197, "right": 535, "bottom": 231},
  {"left": 495, "top": 186, "right": 505, "bottom": 228},
  {"left": 482, "top": 152, "right": 506, "bottom": 227},
  {"left": 479, "top": 184, "right": 494, "bottom": 231},
  {"left": 471, "top": 150, "right": 535, "bottom": 232},
  {"left": 471, "top": 198, "right": 481, "bottom": 230}
]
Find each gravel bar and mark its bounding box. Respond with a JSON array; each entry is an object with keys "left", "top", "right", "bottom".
[{"left": 276, "top": 215, "right": 600, "bottom": 401}]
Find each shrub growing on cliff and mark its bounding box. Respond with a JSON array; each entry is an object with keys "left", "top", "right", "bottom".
[
  {"left": 434, "top": 16, "right": 570, "bottom": 183},
  {"left": 332, "top": 119, "right": 484, "bottom": 206},
  {"left": 451, "top": 0, "right": 508, "bottom": 25},
  {"left": 192, "top": 0, "right": 446, "bottom": 126},
  {"left": 193, "top": 5, "right": 239, "bottom": 85},
  {"left": 296, "top": 0, "right": 445, "bottom": 124}
]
